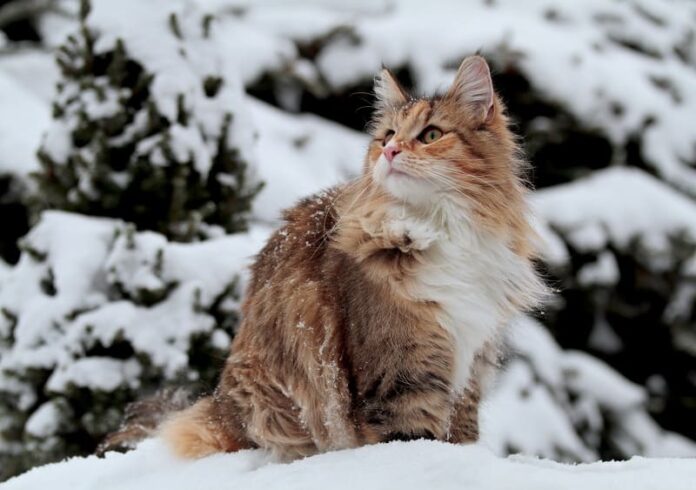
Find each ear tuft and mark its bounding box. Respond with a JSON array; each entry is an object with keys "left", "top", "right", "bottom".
[
  {"left": 374, "top": 68, "right": 408, "bottom": 112},
  {"left": 446, "top": 56, "right": 495, "bottom": 125}
]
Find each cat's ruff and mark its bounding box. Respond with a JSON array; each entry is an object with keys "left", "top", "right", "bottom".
[{"left": 381, "top": 198, "right": 542, "bottom": 395}]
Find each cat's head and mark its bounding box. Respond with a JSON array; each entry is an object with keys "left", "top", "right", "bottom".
[{"left": 367, "top": 56, "right": 523, "bottom": 210}]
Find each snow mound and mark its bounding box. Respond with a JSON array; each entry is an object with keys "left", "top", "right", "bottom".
[{"left": 4, "top": 438, "right": 696, "bottom": 490}]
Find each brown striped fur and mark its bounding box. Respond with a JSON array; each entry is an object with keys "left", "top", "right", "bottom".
[{"left": 109, "top": 56, "right": 546, "bottom": 460}]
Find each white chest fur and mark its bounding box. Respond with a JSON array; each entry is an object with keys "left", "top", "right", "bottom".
[{"left": 392, "top": 202, "right": 542, "bottom": 395}]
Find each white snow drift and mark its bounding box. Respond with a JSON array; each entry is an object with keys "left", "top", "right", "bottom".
[{"left": 4, "top": 438, "right": 696, "bottom": 490}]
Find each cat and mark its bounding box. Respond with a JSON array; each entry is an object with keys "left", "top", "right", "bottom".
[{"left": 104, "top": 55, "right": 547, "bottom": 460}]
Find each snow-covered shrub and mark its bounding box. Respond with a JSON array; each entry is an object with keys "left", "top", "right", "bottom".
[
  {"left": 34, "top": 0, "right": 262, "bottom": 242},
  {"left": 0, "top": 211, "right": 268, "bottom": 479},
  {"left": 534, "top": 167, "right": 696, "bottom": 450},
  {"left": 482, "top": 316, "right": 696, "bottom": 461},
  {"left": 0, "top": 0, "right": 270, "bottom": 478}
]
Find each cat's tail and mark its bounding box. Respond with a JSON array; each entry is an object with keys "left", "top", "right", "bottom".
[
  {"left": 100, "top": 388, "right": 243, "bottom": 458},
  {"left": 98, "top": 387, "right": 194, "bottom": 454}
]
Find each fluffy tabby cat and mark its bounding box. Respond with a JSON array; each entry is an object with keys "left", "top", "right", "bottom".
[{"left": 106, "top": 55, "right": 547, "bottom": 460}]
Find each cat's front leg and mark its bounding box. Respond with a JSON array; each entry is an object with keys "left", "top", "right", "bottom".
[{"left": 446, "top": 380, "right": 481, "bottom": 444}]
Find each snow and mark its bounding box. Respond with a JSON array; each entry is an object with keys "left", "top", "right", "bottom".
[
  {"left": 534, "top": 167, "right": 696, "bottom": 261},
  {"left": 588, "top": 318, "right": 623, "bottom": 355},
  {"left": 481, "top": 317, "right": 696, "bottom": 462},
  {"left": 34, "top": 0, "right": 80, "bottom": 48},
  {"left": 46, "top": 358, "right": 143, "bottom": 393},
  {"left": 483, "top": 360, "right": 596, "bottom": 462},
  {"left": 0, "top": 71, "right": 51, "bottom": 176},
  {"left": 194, "top": 0, "right": 696, "bottom": 196},
  {"left": 4, "top": 437, "right": 696, "bottom": 490},
  {"left": 2, "top": 0, "right": 696, "bottom": 482},
  {"left": 40, "top": 0, "right": 260, "bottom": 188},
  {"left": 577, "top": 251, "right": 619, "bottom": 287},
  {"left": 211, "top": 16, "right": 298, "bottom": 85},
  {"left": 249, "top": 98, "right": 366, "bottom": 223},
  {"left": 0, "top": 211, "right": 270, "bottom": 398},
  {"left": 0, "top": 50, "right": 59, "bottom": 103},
  {"left": 0, "top": 259, "right": 9, "bottom": 282},
  {"left": 562, "top": 350, "right": 644, "bottom": 412},
  {"left": 24, "top": 401, "right": 62, "bottom": 439},
  {"left": 533, "top": 166, "right": 696, "bottom": 323}
]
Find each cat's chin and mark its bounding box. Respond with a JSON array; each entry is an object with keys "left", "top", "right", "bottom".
[
  {"left": 379, "top": 174, "right": 437, "bottom": 206},
  {"left": 372, "top": 158, "right": 439, "bottom": 206}
]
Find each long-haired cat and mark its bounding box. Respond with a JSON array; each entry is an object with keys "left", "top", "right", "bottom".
[{"left": 105, "top": 55, "right": 547, "bottom": 460}]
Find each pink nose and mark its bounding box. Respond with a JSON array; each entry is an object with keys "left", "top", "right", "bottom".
[{"left": 383, "top": 143, "right": 402, "bottom": 163}]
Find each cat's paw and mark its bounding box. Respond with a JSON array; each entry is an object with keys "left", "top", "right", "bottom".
[{"left": 382, "top": 218, "right": 438, "bottom": 253}]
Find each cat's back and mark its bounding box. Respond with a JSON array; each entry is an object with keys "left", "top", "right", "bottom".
[{"left": 245, "top": 186, "right": 342, "bottom": 302}]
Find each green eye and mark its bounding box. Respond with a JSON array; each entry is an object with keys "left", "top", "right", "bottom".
[{"left": 419, "top": 126, "right": 443, "bottom": 144}]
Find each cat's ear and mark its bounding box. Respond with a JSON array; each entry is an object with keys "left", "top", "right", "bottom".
[
  {"left": 446, "top": 56, "right": 495, "bottom": 125},
  {"left": 374, "top": 68, "right": 408, "bottom": 112}
]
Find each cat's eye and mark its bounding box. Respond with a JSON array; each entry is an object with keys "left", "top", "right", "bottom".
[
  {"left": 418, "top": 126, "right": 443, "bottom": 144},
  {"left": 382, "top": 130, "right": 395, "bottom": 146}
]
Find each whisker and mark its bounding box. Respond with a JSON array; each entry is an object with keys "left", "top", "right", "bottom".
[{"left": 424, "top": 166, "right": 507, "bottom": 187}]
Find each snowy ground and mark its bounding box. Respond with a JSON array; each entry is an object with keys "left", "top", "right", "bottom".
[
  {"left": 4, "top": 438, "right": 696, "bottom": 490},
  {"left": 1, "top": 0, "right": 696, "bottom": 484}
]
